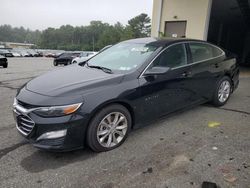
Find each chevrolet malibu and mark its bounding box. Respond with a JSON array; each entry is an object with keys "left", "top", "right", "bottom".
[{"left": 13, "top": 38, "right": 239, "bottom": 152}]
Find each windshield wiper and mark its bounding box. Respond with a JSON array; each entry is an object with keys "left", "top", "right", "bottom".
[{"left": 86, "top": 63, "right": 113, "bottom": 74}]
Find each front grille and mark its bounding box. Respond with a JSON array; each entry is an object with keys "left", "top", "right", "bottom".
[
  {"left": 14, "top": 100, "right": 37, "bottom": 136},
  {"left": 16, "top": 113, "right": 35, "bottom": 136}
]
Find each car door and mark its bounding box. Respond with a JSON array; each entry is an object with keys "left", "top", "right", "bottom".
[
  {"left": 137, "top": 43, "right": 198, "bottom": 123},
  {"left": 187, "top": 42, "right": 225, "bottom": 101}
]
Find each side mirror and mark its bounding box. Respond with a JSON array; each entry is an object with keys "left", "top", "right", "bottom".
[{"left": 144, "top": 66, "right": 170, "bottom": 76}]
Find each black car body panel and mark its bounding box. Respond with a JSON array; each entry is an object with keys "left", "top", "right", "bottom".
[
  {"left": 0, "top": 55, "right": 8, "bottom": 67},
  {"left": 54, "top": 53, "right": 80, "bottom": 65},
  {"left": 14, "top": 38, "right": 239, "bottom": 151},
  {"left": 0, "top": 50, "right": 13, "bottom": 57}
]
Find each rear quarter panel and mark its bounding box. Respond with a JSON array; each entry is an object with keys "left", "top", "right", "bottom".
[{"left": 220, "top": 57, "right": 239, "bottom": 91}]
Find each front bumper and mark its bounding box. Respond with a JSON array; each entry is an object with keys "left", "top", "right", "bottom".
[{"left": 13, "top": 104, "right": 89, "bottom": 151}]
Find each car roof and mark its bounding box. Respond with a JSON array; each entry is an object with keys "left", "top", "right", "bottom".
[{"left": 123, "top": 37, "right": 206, "bottom": 47}]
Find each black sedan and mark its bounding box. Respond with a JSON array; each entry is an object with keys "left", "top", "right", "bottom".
[
  {"left": 13, "top": 38, "right": 239, "bottom": 152},
  {"left": 0, "top": 55, "right": 8, "bottom": 68},
  {"left": 53, "top": 52, "right": 80, "bottom": 66},
  {"left": 0, "top": 49, "right": 13, "bottom": 57}
]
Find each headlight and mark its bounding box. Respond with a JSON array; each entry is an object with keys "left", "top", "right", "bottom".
[{"left": 34, "top": 103, "right": 82, "bottom": 117}]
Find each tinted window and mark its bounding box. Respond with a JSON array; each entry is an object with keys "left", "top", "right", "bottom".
[
  {"left": 190, "top": 43, "right": 223, "bottom": 62},
  {"left": 213, "top": 46, "right": 224, "bottom": 56},
  {"left": 151, "top": 44, "right": 187, "bottom": 68}
]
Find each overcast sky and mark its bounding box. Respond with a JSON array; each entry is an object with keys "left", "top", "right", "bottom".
[{"left": 0, "top": 0, "right": 153, "bottom": 31}]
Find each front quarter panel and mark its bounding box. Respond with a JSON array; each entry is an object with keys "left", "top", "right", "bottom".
[{"left": 80, "top": 76, "right": 141, "bottom": 125}]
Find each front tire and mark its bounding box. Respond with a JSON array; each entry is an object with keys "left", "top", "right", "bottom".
[
  {"left": 53, "top": 61, "right": 58, "bottom": 66},
  {"left": 87, "top": 104, "right": 132, "bottom": 152},
  {"left": 212, "top": 76, "right": 232, "bottom": 107}
]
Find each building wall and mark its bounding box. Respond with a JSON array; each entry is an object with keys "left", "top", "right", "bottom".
[{"left": 151, "top": 0, "right": 212, "bottom": 40}]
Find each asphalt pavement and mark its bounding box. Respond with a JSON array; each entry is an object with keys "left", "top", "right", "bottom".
[{"left": 0, "top": 58, "right": 249, "bottom": 188}]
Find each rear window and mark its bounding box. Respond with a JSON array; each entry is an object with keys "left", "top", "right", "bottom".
[{"left": 189, "top": 43, "right": 223, "bottom": 62}]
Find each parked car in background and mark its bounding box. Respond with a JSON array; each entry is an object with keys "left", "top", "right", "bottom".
[
  {"left": 44, "top": 52, "right": 56, "bottom": 58},
  {"left": 19, "top": 50, "right": 32, "bottom": 57},
  {"left": 71, "top": 51, "right": 97, "bottom": 64},
  {"left": 53, "top": 52, "right": 80, "bottom": 66},
  {"left": 0, "top": 49, "right": 13, "bottom": 57},
  {"left": 36, "top": 51, "right": 43, "bottom": 57},
  {"left": 10, "top": 50, "right": 22, "bottom": 57},
  {"left": 13, "top": 38, "right": 239, "bottom": 152},
  {"left": 26, "top": 50, "right": 39, "bottom": 57},
  {"left": 45, "top": 51, "right": 63, "bottom": 58},
  {"left": 0, "top": 55, "right": 8, "bottom": 68}
]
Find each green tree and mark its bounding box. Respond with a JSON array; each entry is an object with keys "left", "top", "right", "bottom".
[
  {"left": 0, "top": 13, "right": 152, "bottom": 50},
  {"left": 128, "top": 13, "right": 151, "bottom": 38},
  {"left": 0, "top": 25, "right": 41, "bottom": 44}
]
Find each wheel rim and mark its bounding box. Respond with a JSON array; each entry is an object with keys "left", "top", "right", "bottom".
[
  {"left": 218, "top": 80, "right": 231, "bottom": 103},
  {"left": 97, "top": 112, "right": 128, "bottom": 148}
]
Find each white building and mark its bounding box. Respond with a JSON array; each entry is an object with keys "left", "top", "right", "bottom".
[{"left": 151, "top": 0, "right": 250, "bottom": 64}]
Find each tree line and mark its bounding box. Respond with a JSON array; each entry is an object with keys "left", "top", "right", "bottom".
[{"left": 0, "top": 13, "right": 151, "bottom": 51}]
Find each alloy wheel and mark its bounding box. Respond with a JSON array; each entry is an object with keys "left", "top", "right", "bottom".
[
  {"left": 218, "top": 80, "right": 231, "bottom": 103},
  {"left": 97, "top": 112, "right": 128, "bottom": 148}
]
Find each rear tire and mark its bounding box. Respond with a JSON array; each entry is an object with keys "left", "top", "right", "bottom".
[
  {"left": 87, "top": 104, "right": 132, "bottom": 152},
  {"left": 211, "top": 76, "right": 232, "bottom": 107},
  {"left": 3, "top": 63, "right": 8, "bottom": 68}
]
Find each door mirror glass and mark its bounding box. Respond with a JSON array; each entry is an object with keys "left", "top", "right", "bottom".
[{"left": 144, "top": 66, "right": 170, "bottom": 76}]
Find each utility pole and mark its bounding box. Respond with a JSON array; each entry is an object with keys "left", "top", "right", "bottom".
[{"left": 92, "top": 36, "right": 95, "bottom": 51}]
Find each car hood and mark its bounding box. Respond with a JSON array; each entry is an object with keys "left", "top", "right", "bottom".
[{"left": 26, "top": 65, "right": 124, "bottom": 97}]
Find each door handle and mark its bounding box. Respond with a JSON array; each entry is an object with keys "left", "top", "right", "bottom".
[{"left": 182, "top": 71, "right": 192, "bottom": 77}]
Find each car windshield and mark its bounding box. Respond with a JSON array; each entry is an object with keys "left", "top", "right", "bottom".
[{"left": 87, "top": 43, "right": 158, "bottom": 71}]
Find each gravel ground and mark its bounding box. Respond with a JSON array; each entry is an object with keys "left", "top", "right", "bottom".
[{"left": 0, "top": 57, "right": 249, "bottom": 188}]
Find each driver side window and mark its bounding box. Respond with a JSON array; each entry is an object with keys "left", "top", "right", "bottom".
[{"left": 151, "top": 44, "right": 187, "bottom": 69}]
